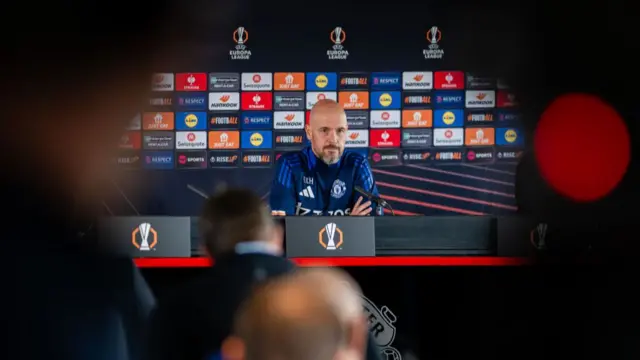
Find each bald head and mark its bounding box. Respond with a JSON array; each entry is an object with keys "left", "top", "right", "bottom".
[
  {"left": 306, "top": 99, "right": 348, "bottom": 165},
  {"left": 230, "top": 268, "right": 367, "bottom": 360}
]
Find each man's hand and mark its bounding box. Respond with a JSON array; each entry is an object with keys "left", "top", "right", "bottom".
[{"left": 350, "top": 196, "right": 372, "bottom": 216}]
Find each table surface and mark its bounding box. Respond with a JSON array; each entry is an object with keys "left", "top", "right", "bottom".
[{"left": 134, "top": 256, "right": 530, "bottom": 267}]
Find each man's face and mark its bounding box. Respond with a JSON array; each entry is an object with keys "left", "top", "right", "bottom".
[{"left": 306, "top": 109, "right": 348, "bottom": 165}]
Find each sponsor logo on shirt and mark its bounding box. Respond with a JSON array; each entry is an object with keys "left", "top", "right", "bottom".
[
  {"left": 433, "top": 128, "right": 464, "bottom": 146},
  {"left": 151, "top": 73, "right": 174, "bottom": 91},
  {"left": 209, "top": 92, "right": 240, "bottom": 111},
  {"left": 209, "top": 73, "right": 240, "bottom": 91},
  {"left": 345, "top": 130, "right": 369, "bottom": 148},
  {"left": 142, "top": 131, "right": 175, "bottom": 150},
  {"left": 370, "top": 110, "right": 401, "bottom": 128},
  {"left": 175, "top": 73, "right": 207, "bottom": 91},
  {"left": 370, "top": 129, "right": 401, "bottom": 147},
  {"left": 401, "top": 109, "right": 432, "bottom": 128},
  {"left": 402, "top": 72, "right": 433, "bottom": 90},
  {"left": 241, "top": 72, "right": 273, "bottom": 91},
  {"left": 434, "top": 71, "right": 464, "bottom": 89},
  {"left": 208, "top": 150, "right": 240, "bottom": 168},
  {"left": 371, "top": 72, "right": 401, "bottom": 90},
  {"left": 274, "top": 72, "right": 305, "bottom": 91},
  {"left": 208, "top": 131, "right": 240, "bottom": 149},
  {"left": 176, "top": 150, "right": 208, "bottom": 169}
]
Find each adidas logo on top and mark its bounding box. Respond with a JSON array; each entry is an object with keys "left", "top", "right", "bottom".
[{"left": 299, "top": 186, "right": 315, "bottom": 198}]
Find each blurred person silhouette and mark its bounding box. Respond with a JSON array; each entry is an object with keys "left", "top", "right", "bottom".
[
  {"left": 146, "top": 188, "right": 381, "bottom": 360},
  {"left": 4, "top": 1, "right": 242, "bottom": 359},
  {"left": 145, "top": 188, "right": 295, "bottom": 360},
  {"left": 221, "top": 268, "right": 369, "bottom": 360}
]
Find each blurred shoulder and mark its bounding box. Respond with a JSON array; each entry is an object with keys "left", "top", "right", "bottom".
[{"left": 342, "top": 150, "right": 369, "bottom": 168}]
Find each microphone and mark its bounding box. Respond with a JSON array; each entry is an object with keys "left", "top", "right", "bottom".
[{"left": 354, "top": 186, "right": 395, "bottom": 216}]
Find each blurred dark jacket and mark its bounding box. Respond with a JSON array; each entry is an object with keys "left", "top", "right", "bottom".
[{"left": 9, "top": 188, "right": 155, "bottom": 360}]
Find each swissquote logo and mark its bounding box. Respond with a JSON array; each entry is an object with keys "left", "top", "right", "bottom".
[
  {"left": 132, "top": 223, "right": 157, "bottom": 251},
  {"left": 319, "top": 223, "right": 343, "bottom": 250},
  {"left": 299, "top": 186, "right": 315, "bottom": 199}
]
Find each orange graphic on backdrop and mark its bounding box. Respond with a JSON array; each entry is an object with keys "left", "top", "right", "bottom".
[
  {"left": 209, "top": 131, "right": 240, "bottom": 149},
  {"left": 274, "top": 73, "right": 305, "bottom": 91},
  {"left": 464, "top": 127, "right": 495, "bottom": 146},
  {"left": 338, "top": 91, "right": 369, "bottom": 110},
  {"left": 402, "top": 110, "right": 432, "bottom": 128},
  {"left": 143, "top": 112, "right": 175, "bottom": 130}
]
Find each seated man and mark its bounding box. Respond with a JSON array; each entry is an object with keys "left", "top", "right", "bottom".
[{"left": 270, "top": 99, "right": 382, "bottom": 216}]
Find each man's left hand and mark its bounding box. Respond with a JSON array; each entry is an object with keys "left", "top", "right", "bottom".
[{"left": 350, "top": 196, "right": 372, "bottom": 216}]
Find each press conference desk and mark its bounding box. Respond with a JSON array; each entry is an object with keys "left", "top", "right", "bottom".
[{"left": 130, "top": 215, "right": 535, "bottom": 267}]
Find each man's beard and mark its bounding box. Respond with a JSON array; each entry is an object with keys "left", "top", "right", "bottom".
[{"left": 321, "top": 146, "right": 342, "bottom": 165}]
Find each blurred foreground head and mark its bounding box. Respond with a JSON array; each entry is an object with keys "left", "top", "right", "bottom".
[
  {"left": 200, "top": 188, "right": 283, "bottom": 258},
  {"left": 224, "top": 268, "right": 368, "bottom": 360},
  {"left": 4, "top": 0, "right": 243, "bottom": 228}
]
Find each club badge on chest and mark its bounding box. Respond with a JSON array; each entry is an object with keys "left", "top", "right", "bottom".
[{"left": 331, "top": 179, "right": 347, "bottom": 199}]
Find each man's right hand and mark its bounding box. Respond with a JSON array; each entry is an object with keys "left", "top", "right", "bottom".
[{"left": 350, "top": 196, "right": 372, "bottom": 216}]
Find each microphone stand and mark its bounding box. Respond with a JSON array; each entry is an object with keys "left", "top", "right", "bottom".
[{"left": 375, "top": 198, "right": 395, "bottom": 216}]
